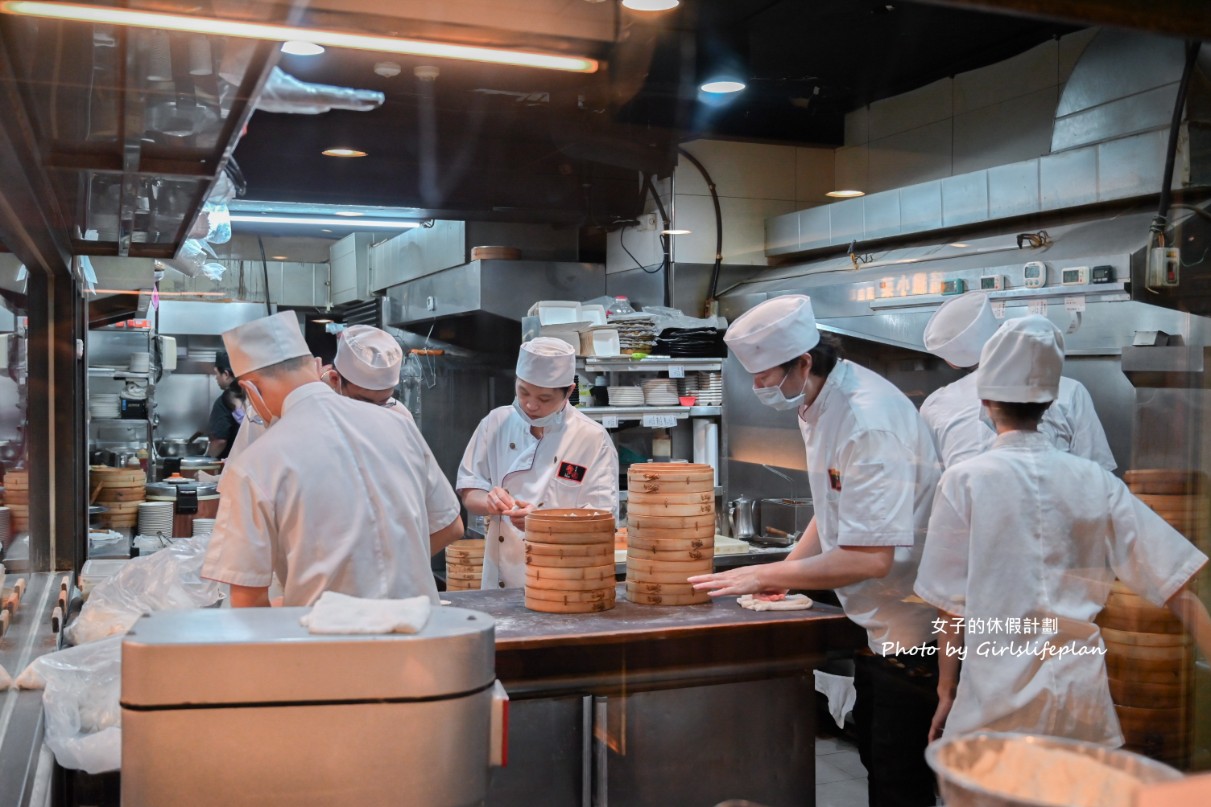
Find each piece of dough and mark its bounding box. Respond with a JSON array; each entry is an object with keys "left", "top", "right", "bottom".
[{"left": 737, "top": 593, "right": 813, "bottom": 611}]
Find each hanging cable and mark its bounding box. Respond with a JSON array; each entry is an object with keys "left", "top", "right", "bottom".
[
  {"left": 256, "top": 235, "right": 272, "bottom": 316},
  {"left": 676, "top": 147, "right": 723, "bottom": 313},
  {"left": 1150, "top": 40, "right": 1203, "bottom": 246}
]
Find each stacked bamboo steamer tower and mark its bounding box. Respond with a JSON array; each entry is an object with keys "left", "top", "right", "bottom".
[
  {"left": 4, "top": 469, "right": 28, "bottom": 534},
  {"left": 444, "top": 539, "right": 485, "bottom": 591},
  {"left": 625, "top": 462, "right": 714, "bottom": 605},
  {"left": 90, "top": 466, "right": 147, "bottom": 532},
  {"left": 1096, "top": 468, "right": 1208, "bottom": 767},
  {"left": 524, "top": 509, "right": 616, "bottom": 613}
]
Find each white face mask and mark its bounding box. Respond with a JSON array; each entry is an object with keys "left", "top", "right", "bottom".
[
  {"left": 243, "top": 382, "right": 277, "bottom": 428},
  {"left": 752, "top": 370, "right": 805, "bottom": 411},
  {"left": 513, "top": 398, "right": 565, "bottom": 428},
  {"left": 979, "top": 405, "right": 996, "bottom": 433}
]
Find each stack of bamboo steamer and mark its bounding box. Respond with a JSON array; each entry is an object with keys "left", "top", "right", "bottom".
[
  {"left": 524, "top": 509, "right": 615, "bottom": 613},
  {"left": 1096, "top": 468, "right": 1208, "bottom": 767},
  {"left": 90, "top": 466, "right": 146, "bottom": 532},
  {"left": 444, "top": 539, "right": 485, "bottom": 591},
  {"left": 625, "top": 462, "right": 714, "bottom": 605},
  {"left": 5, "top": 469, "right": 28, "bottom": 534}
]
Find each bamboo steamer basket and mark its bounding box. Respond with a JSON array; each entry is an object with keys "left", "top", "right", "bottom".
[
  {"left": 627, "top": 462, "right": 714, "bottom": 492},
  {"left": 1107, "top": 676, "right": 1188, "bottom": 709},
  {"left": 624, "top": 463, "right": 716, "bottom": 605},
  {"left": 627, "top": 500, "right": 714, "bottom": 517},
  {"left": 624, "top": 579, "right": 701, "bottom": 597},
  {"left": 1124, "top": 469, "right": 1207, "bottom": 496},
  {"left": 626, "top": 524, "right": 715, "bottom": 541},
  {"left": 525, "top": 552, "right": 613, "bottom": 569},
  {"left": 626, "top": 513, "right": 714, "bottom": 532},
  {"left": 627, "top": 555, "right": 713, "bottom": 574},
  {"left": 444, "top": 539, "right": 484, "bottom": 592},
  {"left": 524, "top": 540, "right": 613, "bottom": 558},
  {"left": 626, "top": 534, "right": 712, "bottom": 551},
  {"left": 624, "top": 585, "right": 709, "bottom": 606},
  {"left": 626, "top": 490, "right": 714, "bottom": 506},
  {"left": 625, "top": 567, "right": 709, "bottom": 585},
  {"left": 525, "top": 564, "right": 614, "bottom": 582},
  {"left": 526, "top": 586, "right": 614, "bottom": 603},
  {"left": 523, "top": 509, "right": 615, "bottom": 613},
  {"left": 626, "top": 546, "right": 711, "bottom": 562},
  {"left": 525, "top": 593, "right": 615, "bottom": 613},
  {"left": 4, "top": 470, "right": 28, "bottom": 490},
  {"left": 2, "top": 489, "right": 26, "bottom": 505}
]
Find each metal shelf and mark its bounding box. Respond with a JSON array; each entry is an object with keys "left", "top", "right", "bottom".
[
  {"left": 867, "top": 280, "right": 1130, "bottom": 310},
  {"left": 583, "top": 357, "right": 723, "bottom": 373},
  {"left": 579, "top": 405, "right": 721, "bottom": 421}
]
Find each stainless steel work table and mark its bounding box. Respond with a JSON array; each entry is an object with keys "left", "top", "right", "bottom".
[{"left": 445, "top": 584, "right": 864, "bottom": 807}]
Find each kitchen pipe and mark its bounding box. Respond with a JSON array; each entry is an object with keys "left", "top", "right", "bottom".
[
  {"left": 676, "top": 146, "right": 723, "bottom": 314},
  {"left": 1150, "top": 40, "right": 1203, "bottom": 245}
]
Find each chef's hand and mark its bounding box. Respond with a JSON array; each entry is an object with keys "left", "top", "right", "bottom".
[
  {"left": 484, "top": 486, "right": 518, "bottom": 516},
  {"left": 506, "top": 500, "right": 535, "bottom": 531},
  {"left": 688, "top": 566, "right": 788, "bottom": 598},
  {"left": 928, "top": 693, "right": 954, "bottom": 743}
]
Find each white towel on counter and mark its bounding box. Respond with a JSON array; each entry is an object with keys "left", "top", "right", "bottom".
[
  {"left": 737, "top": 593, "right": 813, "bottom": 611},
  {"left": 300, "top": 591, "right": 432, "bottom": 635},
  {"left": 0, "top": 663, "right": 10, "bottom": 690}
]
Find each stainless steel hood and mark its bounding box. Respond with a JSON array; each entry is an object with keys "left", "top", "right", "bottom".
[{"left": 385, "top": 259, "right": 605, "bottom": 352}]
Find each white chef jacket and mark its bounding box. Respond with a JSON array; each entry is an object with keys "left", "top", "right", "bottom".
[
  {"left": 457, "top": 404, "right": 618, "bottom": 589},
  {"left": 226, "top": 396, "right": 413, "bottom": 463},
  {"left": 202, "top": 383, "right": 460, "bottom": 606},
  {"left": 916, "top": 430, "right": 1207, "bottom": 745},
  {"left": 920, "top": 373, "right": 1116, "bottom": 470},
  {"left": 797, "top": 359, "right": 941, "bottom": 653}
]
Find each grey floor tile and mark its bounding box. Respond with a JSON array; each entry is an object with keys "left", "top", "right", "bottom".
[
  {"left": 816, "top": 777, "right": 868, "bottom": 807},
  {"left": 828, "top": 750, "right": 868, "bottom": 779},
  {"left": 815, "top": 757, "right": 851, "bottom": 785},
  {"left": 815, "top": 736, "right": 842, "bottom": 755}
]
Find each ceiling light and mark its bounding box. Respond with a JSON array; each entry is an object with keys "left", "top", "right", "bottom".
[
  {"left": 622, "top": 0, "right": 680, "bottom": 10},
  {"left": 271, "top": 255, "right": 289, "bottom": 260},
  {"left": 700, "top": 79, "right": 745, "bottom": 94},
  {"left": 229, "top": 215, "right": 422, "bottom": 229},
  {"left": 334, "top": 211, "right": 364, "bottom": 217},
  {"left": 826, "top": 189, "right": 866, "bottom": 198},
  {"left": 0, "top": 2, "right": 599, "bottom": 73},
  {"left": 281, "top": 40, "right": 324, "bottom": 56},
  {"left": 948, "top": 243, "right": 969, "bottom": 248},
  {"left": 312, "top": 318, "right": 334, "bottom": 324},
  {"left": 322, "top": 148, "right": 367, "bottom": 158},
  {"left": 661, "top": 229, "right": 692, "bottom": 235}
]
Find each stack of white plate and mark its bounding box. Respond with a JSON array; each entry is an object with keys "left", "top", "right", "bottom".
[
  {"left": 128, "top": 352, "right": 151, "bottom": 373},
  {"left": 610, "top": 314, "right": 657, "bottom": 354},
  {"left": 188, "top": 348, "right": 218, "bottom": 364},
  {"left": 137, "top": 501, "right": 174, "bottom": 537},
  {"left": 642, "top": 378, "right": 680, "bottom": 405},
  {"left": 695, "top": 372, "right": 723, "bottom": 405},
  {"left": 607, "top": 386, "right": 645, "bottom": 406},
  {"left": 192, "top": 518, "right": 216, "bottom": 537},
  {"left": 89, "top": 393, "right": 121, "bottom": 418},
  {"left": 0, "top": 506, "right": 11, "bottom": 550}
]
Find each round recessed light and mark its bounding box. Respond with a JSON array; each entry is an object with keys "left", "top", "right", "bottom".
[
  {"left": 622, "top": 0, "right": 680, "bottom": 10},
  {"left": 271, "top": 255, "right": 289, "bottom": 260},
  {"left": 281, "top": 41, "right": 325, "bottom": 56},
  {"left": 700, "top": 79, "right": 746, "bottom": 94},
  {"left": 826, "top": 189, "right": 865, "bottom": 198},
  {"left": 321, "top": 229, "right": 333, "bottom": 233},
  {"left": 334, "top": 211, "right": 364, "bottom": 217},
  {"left": 661, "top": 229, "right": 692, "bottom": 236},
  {"left": 322, "top": 148, "right": 368, "bottom": 158},
  {"left": 312, "top": 318, "right": 334, "bottom": 324}
]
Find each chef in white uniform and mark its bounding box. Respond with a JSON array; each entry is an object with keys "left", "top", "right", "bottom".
[
  {"left": 202, "top": 312, "right": 464, "bottom": 607},
  {"left": 921, "top": 291, "right": 1116, "bottom": 470},
  {"left": 916, "top": 315, "right": 1210, "bottom": 744},
  {"left": 457, "top": 337, "right": 618, "bottom": 589},
  {"left": 227, "top": 325, "right": 413, "bottom": 462},
  {"left": 690, "top": 295, "right": 941, "bottom": 807}
]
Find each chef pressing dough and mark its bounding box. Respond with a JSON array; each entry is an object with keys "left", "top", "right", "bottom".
[
  {"left": 916, "top": 316, "right": 1210, "bottom": 745},
  {"left": 457, "top": 338, "right": 618, "bottom": 589},
  {"left": 691, "top": 295, "right": 942, "bottom": 807},
  {"left": 201, "top": 312, "right": 463, "bottom": 608},
  {"left": 737, "top": 593, "right": 813, "bottom": 611},
  {"left": 920, "top": 291, "right": 1115, "bottom": 470}
]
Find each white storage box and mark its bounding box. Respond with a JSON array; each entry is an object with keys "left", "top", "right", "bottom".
[
  {"left": 581, "top": 326, "right": 621, "bottom": 357},
  {"left": 527, "top": 300, "right": 581, "bottom": 325}
]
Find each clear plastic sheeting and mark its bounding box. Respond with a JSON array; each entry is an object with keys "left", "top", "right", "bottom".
[
  {"left": 189, "top": 201, "right": 232, "bottom": 244},
  {"left": 15, "top": 637, "right": 123, "bottom": 774},
  {"left": 155, "top": 238, "right": 227, "bottom": 281},
  {"left": 256, "top": 66, "right": 385, "bottom": 114},
  {"left": 65, "top": 537, "right": 222, "bottom": 646}
]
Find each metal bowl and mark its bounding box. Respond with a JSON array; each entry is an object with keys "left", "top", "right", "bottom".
[{"left": 926, "top": 732, "right": 1183, "bottom": 807}]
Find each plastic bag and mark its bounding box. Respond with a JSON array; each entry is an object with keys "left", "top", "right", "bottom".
[
  {"left": 18, "top": 637, "right": 122, "bottom": 773},
  {"left": 65, "top": 537, "right": 222, "bottom": 646},
  {"left": 257, "top": 66, "right": 385, "bottom": 114}
]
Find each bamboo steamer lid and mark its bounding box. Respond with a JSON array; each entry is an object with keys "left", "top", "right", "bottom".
[
  {"left": 627, "top": 556, "right": 714, "bottom": 574},
  {"left": 627, "top": 525, "right": 715, "bottom": 541},
  {"left": 1107, "top": 676, "right": 1189, "bottom": 709},
  {"left": 445, "top": 538, "right": 485, "bottom": 555},
  {"left": 525, "top": 586, "right": 613, "bottom": 603},
  {"left": 523, "top": 528, "right": 613, "bottom": 545},
  {"left": 525, "top": 563, "right": 614, "bottom": 581},
  {"left": 626, "top": 513, "right": 714, "bottom": 531},
  {"left": 526, "top": 552, "right": 613, "bottom": 569},
  {"left": 625, "top": 585, "right": 710, "bottom": 606},
  {"left": 627, "top": 500, "right": 714, "bottom": 517},
  {"left": 626, "top": 546, "right": 711, "bottom": 562},
  {"left": 525, "top": 540, "right": 613, "bottom": 558},
  {"left": 526, "top": 508, "right": 613, "bottom": 525},
  {"left": 628, "top": 463, "right": 713, "bottom": 483},
  {"left": 627, "top": 534, "right": 712, "bottom": 551},
  {"left": 626, "top": 490, "right": 714, "bottom": 506},
  {"left": 525, "top": 594, "right": 614, "bottom": 613}
]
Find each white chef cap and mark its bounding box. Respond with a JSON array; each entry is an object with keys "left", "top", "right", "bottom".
[
  {"left": 923, "top": 292, "right": 998, "bottom": 368},
  {"left": 516, "top": 337, "right": 576, "bottom": 388},
  {"left": 977, "top": 315, "right": 1064, "bottom": 403},
  {"left": 334, "top": 325, "right": 402, "bottom": 390},
  {"left": 223, "top": 311, "right": 311, "bottom": 377},
  {"left": 724, "top": 295, "right": 820, "bottom": 374}
]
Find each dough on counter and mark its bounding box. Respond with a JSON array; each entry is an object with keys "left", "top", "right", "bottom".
[{"left": 737, "top": 593, "right": 813, "bottom": 611}]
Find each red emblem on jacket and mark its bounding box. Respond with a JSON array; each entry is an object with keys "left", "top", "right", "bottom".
[
  {"left": 828, "top": 468, "right": 842, "bottom": 491},
  {"left": 558, "top": 461, "right": 587, "bottom": 483}
]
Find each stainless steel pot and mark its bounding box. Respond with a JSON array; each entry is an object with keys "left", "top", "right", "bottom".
[
  {"left": 728, "top": 495, "right": 756, "bottom": 540},
  {"left": 156, "top": 439, "right": 189, "bottom": 458}
]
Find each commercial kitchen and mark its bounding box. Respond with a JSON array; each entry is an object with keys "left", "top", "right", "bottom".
[{"left": 0, "top": 1, "right": 1209, "bottom": 806}]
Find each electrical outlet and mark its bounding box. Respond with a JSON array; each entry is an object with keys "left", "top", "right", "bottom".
[
  {"left": 636, "top": 213, "right": 658, "bottom": 231},
  {"left": 1147, "top": 247, "right": 1180, "bottom": 288},
  {"left": 425, "top": 295, "right": 436, "bottom": 311}
]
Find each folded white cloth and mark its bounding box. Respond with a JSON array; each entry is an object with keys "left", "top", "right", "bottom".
[
  {"left": 300, "top": 591, "right": 432, "bottom": 635},
  {"left": 0, "top": 663, "right": 11, "bottom": 690},
  {"left": 814, "top": 670, "right": 857, "bottom": 729},
  {"left": 737, "top": 593, "right": 813, "bottom": 611}
]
